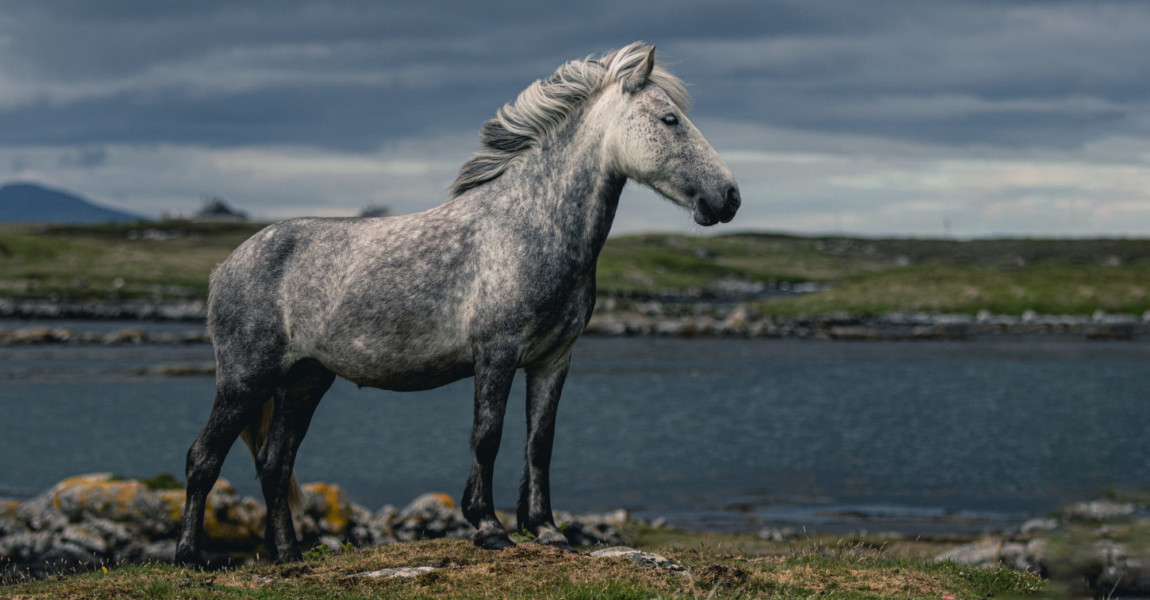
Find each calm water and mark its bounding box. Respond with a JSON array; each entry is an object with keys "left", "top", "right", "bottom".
[{"left": 2, "top": 322, "right": 1149, "bottom": 535}]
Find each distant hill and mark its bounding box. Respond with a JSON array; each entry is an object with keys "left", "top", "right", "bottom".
[{"left": 0, "top": 182, "right": 146, "bottom": 224}]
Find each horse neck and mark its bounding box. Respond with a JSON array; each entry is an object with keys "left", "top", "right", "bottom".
[{"left": 507, "top": 110, "right": 626, "bottom": 261}]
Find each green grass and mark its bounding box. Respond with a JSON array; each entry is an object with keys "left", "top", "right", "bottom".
[
  {"left": 3, "top": 537, "right": 1043, "bottom": 599},
  {"left": 2, "top": 223, "right": 1147, "bottom": 316},
  {"left": 761, "top": 262, "right": 1150, "bottom": 317},
  {"left": 0, "top": 222, "right": 264, "bottom": 300}
]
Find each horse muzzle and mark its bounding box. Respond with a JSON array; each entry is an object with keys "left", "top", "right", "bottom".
[{"left": 693, "top": 185, "right": 741, "bottom": 226}]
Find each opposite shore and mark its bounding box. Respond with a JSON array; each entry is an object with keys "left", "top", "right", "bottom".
[{"left": 2, "top": 296, "right": 1149, "bottom": 343}]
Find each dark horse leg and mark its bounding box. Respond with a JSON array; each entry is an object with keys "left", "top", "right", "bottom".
[
  {"left": 176, "top": 371, "right": 273, "bottom": 566},
  {"left": 462, "top": 345, "right": 517, "bottom": 549},
  {"left": 257, "top": 359, "right": 335, "bottom": 562},
  {"left": 517, "top": 350, "right": 573, "bottom": 549}
]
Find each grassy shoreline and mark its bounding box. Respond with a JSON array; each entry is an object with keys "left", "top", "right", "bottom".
[
  {"left": 3, "top": 535, "right": 1044, "bottom": 599},
  {"left": 2, "top": 223, "right": 1148, "bottom": 318}
]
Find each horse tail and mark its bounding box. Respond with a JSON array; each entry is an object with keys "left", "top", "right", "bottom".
[{"left": 240, "top": 400, "right": 302, "bottom": 513}]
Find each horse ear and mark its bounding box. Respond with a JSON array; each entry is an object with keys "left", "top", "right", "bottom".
[{"left": 622, "top": 45, "right": 656, "bottom": 94}]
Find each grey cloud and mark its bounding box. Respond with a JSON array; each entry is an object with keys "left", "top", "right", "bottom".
[
  {"left": 3, "top": 0, "right": 1150, "bottom": 237},
  {"left": 57, "top": 147, "right": 109, "bottom": 169},
  {"left": 1, "top": 0, "right": 1145, "bottom": 154}
]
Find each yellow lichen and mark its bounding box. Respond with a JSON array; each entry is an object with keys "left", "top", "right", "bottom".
[{"left": 302, "top": 482, "right": 351, "bottom": 535}]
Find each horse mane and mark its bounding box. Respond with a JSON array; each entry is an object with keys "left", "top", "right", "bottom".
[{"left": 450, "top": 42, "right": 690, "bottom": 197}]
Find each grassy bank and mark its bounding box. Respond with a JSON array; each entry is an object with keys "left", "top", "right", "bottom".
[
  {"left": 4, "top": 536, "right": 1043, "bottom": 600},
  {"left": 0, "top": 222, "right": 262, "bottom": 301},
  {"left": 2, "top": 222, "right": 1148, "bottom": 316}
]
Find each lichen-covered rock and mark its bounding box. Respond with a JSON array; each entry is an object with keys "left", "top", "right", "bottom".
[
  {"left": 299, "top": 482, "right": 352, "bottom": 537},
  {"left": 202, "top": 479, "right": 265, "bottom": 549},
  {"left": 393, "top": 493, "right": 474, "bottom": 541},
  {"left": 347, "top": 503, "right": 396, "bottom": 547},
  {"left": 15, "top": 494, "right": 68, "bottom": 533},
  {"left": 1, "top": 474, "right": 639, "bottom": 583},
  {"left": 49, "top": 473, "right": 178, "bottom": 536}
]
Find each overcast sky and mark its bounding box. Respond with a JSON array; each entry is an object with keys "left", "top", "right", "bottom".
[{"left": 2, "top": 0, "right": 1149, "bottom": 237}]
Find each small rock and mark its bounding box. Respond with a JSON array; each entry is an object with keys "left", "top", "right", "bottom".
[
  {"left": 1020, "top": 518, "right": 1058, "bottom": 535},
  {"left": 758, "top": 527, "right": 799, "bottom": 542},
  {"left": 1065, "top": 500, "right": 1136, "bottom": 522},
  {"left": 590, "top": 546, "right": 691, "bottom": 574},
  {"left": 351, "top": 566, "right": 439, "bottom": 579},
  {"left": 936, "top": 538, "right": 1006, "bottom": 569}
]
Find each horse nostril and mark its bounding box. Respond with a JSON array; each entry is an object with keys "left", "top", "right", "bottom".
[{"left": 725, "top": 186, "right": 741, "bottom": 209}]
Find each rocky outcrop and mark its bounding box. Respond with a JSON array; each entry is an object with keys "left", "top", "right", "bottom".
[
  {"left": 0, "top": 298, "right": 206, "bottom": 321},
  {"left": 0, "top": 474, "right": 630, "bottom": 583},
  {"left": 586, "top": 304, "right": 1150, "bottom": 340},
  {"left": 936, "top": 499, "right": 1150, "bottom": 597},
  {"left": 4, "top": 305, "right": 1149, "bottom": 344},
  {"left": 0, "top": 326, "right": 209, "bottom": 345}
]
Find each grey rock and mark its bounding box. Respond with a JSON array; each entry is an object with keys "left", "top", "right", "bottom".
[
  {"left": 347, "top": 503, "right": 396, "bottom": 547},
  {"left": 39, "top": 540, "right": 99, "bottom": 567},
  {"left": 758, "top": 527, "right": 799, "bottom": 542},
  {"left": 394, "top": 493, "right": 473, "bottom": 541},
  {"left": 15, "top": 494, "right": 68, "bottom": 532},
  {"left": 1085, "top": 539, "right": 1150, "bottom": 596},
  {"left": 137, "top": 540, "right": 177, "bottom": 563},
  {"left": 1065, "top": 500, "right": 1136, "bottom": 522},
  {"left": 61, "top": 524, "right": 109, "bottom": 555},
  {"left": 0, "top": 531, "right": 57, "bottom": 562},
  {"left": 351, "top": 566, "right": 439, "bottom": 579},
  {"left": 552, "top": 508, "right": 629, "bottom": 547},
  {"left": 590, "top": 546, "right": 691, "bottom": 574},
  {"left": 936, "top": 538, "right": 1010, "bottom": 569},
  {"left": 1020, "top": 518, "right": 1058, "bottom": 535}
]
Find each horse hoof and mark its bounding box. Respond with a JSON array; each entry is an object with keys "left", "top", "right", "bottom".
[
  {"left": 175, "top": 545, "right": 201, "bottom": 568},
  {"left": 273, "top": 547, "right": 304, "bottom": 564},
  {"left": 535, "top": 530, "right": 575, "bottom": 552},
  {"left": 474, "top": 532, "right": 516, "bottom": 550}
]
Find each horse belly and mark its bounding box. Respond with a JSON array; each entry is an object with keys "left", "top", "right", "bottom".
[{"left": 313, "top": 334, "right": 474, "bottom": 392}]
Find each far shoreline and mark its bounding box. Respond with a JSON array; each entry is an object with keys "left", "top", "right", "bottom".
[{"left": 2, "top": 296, "right": 1148, "bottom": 342}]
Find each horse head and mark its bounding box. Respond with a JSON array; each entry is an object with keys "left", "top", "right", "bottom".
[{"left": 605, "top": 46, "right": 741, "bottom": 226}]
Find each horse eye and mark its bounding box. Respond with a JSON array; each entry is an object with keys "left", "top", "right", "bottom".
[{"left": 661, "top": 113, "right": 679, "bottom": 126}]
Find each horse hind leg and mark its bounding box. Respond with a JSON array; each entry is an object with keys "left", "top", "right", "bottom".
[
  {"left": 176, "top": 375, "right": 273, "bottom": 566},
  {"left": 256, "top": 359, "right": 335, "bottom": 563}
]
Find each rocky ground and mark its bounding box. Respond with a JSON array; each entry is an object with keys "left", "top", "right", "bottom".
[
  {"left": 3, "top": 474, "right": 1148, "bottom": 597},
  {"left": 936, "top": 499, "right": 1150, "bottom": 597},
  {"left": 0, "top": 473, "right": 631, "bottom": 583}
]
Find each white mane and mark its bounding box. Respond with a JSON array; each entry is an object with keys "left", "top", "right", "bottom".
[{"left": 451, "top": 42, "right": 690, "bottom": 197}]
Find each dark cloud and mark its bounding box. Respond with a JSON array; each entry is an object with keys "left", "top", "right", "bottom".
[
  {"left": 2, "top": 0, "right": 1148, "bottom": 154},
  {"left": 2, "top": 0, "right": 1150, "bottom": 235}
]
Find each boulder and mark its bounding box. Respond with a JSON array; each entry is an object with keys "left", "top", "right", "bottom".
[
  {"left": 49, "top": 473, "right": 180, "bottom": 536},
  {"left": 393, "top": 493, "right": 473, "bottom": 541}
]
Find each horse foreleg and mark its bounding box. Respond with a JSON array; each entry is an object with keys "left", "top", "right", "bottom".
[
  {"left": 518, "top": 351, "right": 573, "bottom": 549},
  {"left": 462, "top": 346, "right": 517, "bottom": 550}
]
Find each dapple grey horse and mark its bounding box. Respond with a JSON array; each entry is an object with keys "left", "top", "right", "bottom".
[{"left": 176, "top": 42, "right": 740, "bottom": 564}]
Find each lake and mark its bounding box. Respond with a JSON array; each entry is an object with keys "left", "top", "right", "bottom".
[{"left": 2, "top": 320, "right": 1149, "bottom": 535}]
